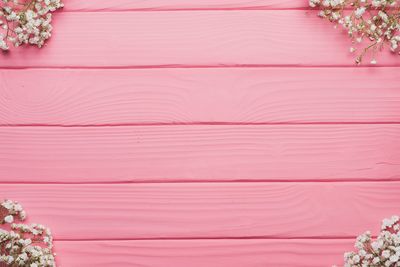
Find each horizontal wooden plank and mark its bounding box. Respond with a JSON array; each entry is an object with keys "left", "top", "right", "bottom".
[
  {"left": 1, "top": 11, "right": 398, "bottom": 67},
  {"left": 1, "top": 182, "right": 399, "bottom": 239},
  {"left": 1, "top": 68, "right": 400, "bottom": 125},
  {"left": 64, "top": 0, "right": 306, "bottom": 11},
  {"left": 1, "top": 125, "right": 399, "bottom": 182},
  {"left": 55, "top": 239, "right": 353, "bottom": 267}
]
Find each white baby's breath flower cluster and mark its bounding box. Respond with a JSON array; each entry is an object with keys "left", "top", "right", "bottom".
[
  {"left": 309, "top": 0, "right": 400, "bottom": 64},
  {"left": 0, "top": 0, "right": 63, "bottom": 51},
  {"left": 0, "top": 199, "right": 56, "bottom": 267},
  {"left": 337, "top": 215, "right": 400, "bottom": 267}
]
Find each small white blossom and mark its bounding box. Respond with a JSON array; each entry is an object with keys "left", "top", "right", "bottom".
[
  {"left": 4, "top": 215, "right": 13, "bottom": 223},
  {"left": 334, "top": 215, "right": 400, "bottom": 267},
  {"left": 390, "top": 254, "right": 399, "bottom": 262},
  {"left": 0, "top": 199, "right": 56, "bottom": 267},
  {"left": 382, "top": 250, "right": 391, "bottom": 258},
  {"left": 0, "top": 0, "right": 63, "bottom": 51},
  {"left": 355, "top": 7, "right": 366, "bottom": 18},
  {"left": 310, "top": 0, "right": 400, "bottom": 64}
]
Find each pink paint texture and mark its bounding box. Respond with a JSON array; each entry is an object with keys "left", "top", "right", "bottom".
[{"left": 0, "top": 1, "right": 399, "bottom": 266}]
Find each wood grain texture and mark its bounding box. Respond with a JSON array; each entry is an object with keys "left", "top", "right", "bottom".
[
  {"left": 1, "top": 11, "right": 399, "bottom": 67},
  {"left": 64, "top": 0, "right": 306, "bottom": 11},
  {"left": 55, "top": 239, "right": 354, "bottom": 267},
  {"left": 1, "top": 182, "right": 399, "bottom": 239},
  {"left": 1, "top": 68, "right": 400, "bottom": 125},
  {"left": 0, "top": 125, "right": 399, "bottom": 183},
  {"left": 0, "top": 1, "right": 398, "bottom": 265}
]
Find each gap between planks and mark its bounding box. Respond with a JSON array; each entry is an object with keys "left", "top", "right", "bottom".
[
  {"left": 1, "top": 178, "right": 400, "bottom": 185},
  {"left": 61, "top": 8, "right": 311, "bottom": 12},
  {"left": 1, "top": 122, "right": 400, "bottom": 127},
  {"left": 53, "top": 237, "right": 362, "bottom": 242},
  {"left": 1, "top": 64, "right": 400, "bottom": 70}
]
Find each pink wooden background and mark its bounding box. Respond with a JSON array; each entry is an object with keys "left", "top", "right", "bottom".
[{"left": 1, "top": 1, "right": 400, "bottom": 266}]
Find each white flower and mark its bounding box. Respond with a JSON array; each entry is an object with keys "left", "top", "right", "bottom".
[
  {"left": 379, "top": 10, "right": 389, "bottom": 22},
  {"left": 389, "top": 254, "right": 399, "bottom": 262},
  {"left": 359, "top": 249, "right": 367, "bottom": 257},
  {"left": 353, "top": 254, "right": 361, "bottom": 263},
  {"left": 355, "top": 7, "right": 366, "bottom": 18},
  {"left": 339, "top": 215, "right": 400, "bottom": 266},
  {"left": 310, "top": 0, "right": 400, "bottom": 64},
  {"left": 0, "top": 0, "right": 63, "bottom": 50},
  {"left": 4, "top": 215, "right": 13, "bottom": 223},
  {"left": 309, "top": 0, "right": 321, "bottom": 7},
  {"left": 382, "top": 250, "right": 391, "bottom": 258},
  {"left": 6, "top": 255, "right": 14, "bottom": 264},
  {"left": 1, "top": 199, "right": 56, "bottom": 266},
  {"left": 19, "top": 210, "right": 26, "bottom": 220},
  {"left": 1, "top": 200, "right": 13, "bottom": 210},
  {"left": 373, "top": 257, "right": 381, "bottom": 264}
]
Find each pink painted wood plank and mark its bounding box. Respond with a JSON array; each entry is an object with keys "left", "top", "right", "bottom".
[
  {"left": 1, "top": 68, "right": 399, "bottom": 125},
  {"left": 55, "top": 239, "right": 354, "bottom": 267},
  {"left": 64, "top": 0, "right": 306, "bottom": 11},
  {"left": 1, "top": 11, "right": 399, "bottom": 67},
  {"left": 0, "top": 124, "right": 399, "bottom": 183},
  {"left": 0, "top": 182, "right": 399, "bottom": 239}
]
